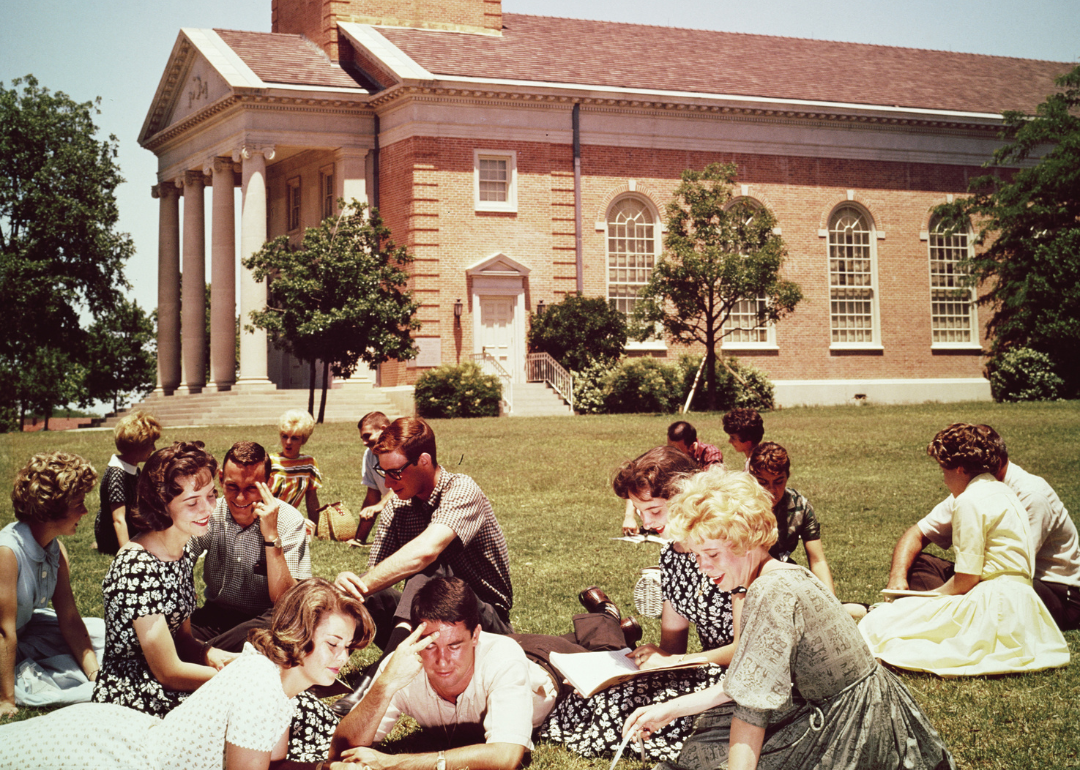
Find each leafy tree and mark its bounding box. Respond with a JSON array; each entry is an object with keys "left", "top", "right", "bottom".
[
  {"left": 83, "top": 297, "right": 156, "bottom": 413},
  {"left": 243, "top": 199, "right": 420, "bottom": 422},
  {"left": 0, "top": 75, "right": 135, "bottom": 428},
  {"left": 631, "top": 163, "right": 802, "bottom": 410},
  {"left": 935, "top": 65, "right": 1080, "bottom": 397},
  {"left": 527, "top": 293, "right": 627, "bottom": 372}
]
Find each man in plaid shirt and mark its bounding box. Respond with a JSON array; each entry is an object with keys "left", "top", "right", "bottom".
[
  {"left": 333, "top": 417, "right": 513, "bottom": 716},
  {"left": 189, "top": 441, "right": 311, "bottom": 651}
]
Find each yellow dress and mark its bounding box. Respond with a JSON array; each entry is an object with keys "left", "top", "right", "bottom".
[{"left": 860, "top": 474, "right": 1069, "bottom": 676}]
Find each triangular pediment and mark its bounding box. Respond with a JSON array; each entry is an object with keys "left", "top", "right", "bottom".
[
  {"left": 466, "top": 252, "right": 531, "bottom": 278},
  {"left": 139, "top": 29, "right": 262, "bottom": 146}
]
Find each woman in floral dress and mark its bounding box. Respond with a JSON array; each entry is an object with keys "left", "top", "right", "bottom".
[{"left": 540, "top": 446, "right": 741, "bottom": 762}]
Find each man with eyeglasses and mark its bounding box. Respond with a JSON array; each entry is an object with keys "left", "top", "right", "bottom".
[{"left": 332, "top": 416, "right": 513, "bottom": 716}]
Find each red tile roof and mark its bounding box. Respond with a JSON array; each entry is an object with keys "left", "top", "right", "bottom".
[
  {"left": 375, "top": 14, "right": 1075, "bottom": 115},
  {"left": 215, "top": 29, "right": 366, "bottom": 90}
]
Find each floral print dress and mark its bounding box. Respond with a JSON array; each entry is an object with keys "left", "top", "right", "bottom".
[
  {"left": 91, "top": 543, "right": 197, "bottom": 716},
  {"left": 540, "top": 543, "right": 733, "bottom": 761}
]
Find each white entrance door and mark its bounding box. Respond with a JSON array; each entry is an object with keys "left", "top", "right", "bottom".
[{"left": 479, "top": 297, "right": 515, "bottom": 375}]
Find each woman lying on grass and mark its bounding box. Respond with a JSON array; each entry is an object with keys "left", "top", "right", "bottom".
[
  {"left": 0, "top": 577, "right": 373, "bottom": 770},
  {"left": 624, "top": 467, "right": 955, "bottom": 770}
]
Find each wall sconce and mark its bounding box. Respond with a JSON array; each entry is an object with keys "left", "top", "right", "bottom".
[
  {"left": 454, "top": 298, "right": 463, "bottom": 327},
  {"left": 536, "top": 299, "right": 545, "bottom": 315}
]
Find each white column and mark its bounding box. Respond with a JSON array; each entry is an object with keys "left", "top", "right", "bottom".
[
  {"left": 177, "top": 170, "right": 206, "bottom": 395},
  {"left": 234, "top": 145, "right": 275, "bottom": 390},
  {"left": 207, "top": 157, "right": 236, "bottom": 391},
  {"left": 335, "top": 147, "right": 375, "bottom": 387},
  {"left": 153, "top": 183, "right": 181, "bottom": 395}
]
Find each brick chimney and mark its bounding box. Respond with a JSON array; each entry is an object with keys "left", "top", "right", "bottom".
[{"left": 272, "top": 0, "right": 502, "bottom": 59}]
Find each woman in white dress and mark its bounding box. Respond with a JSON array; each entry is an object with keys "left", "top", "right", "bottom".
[
  {"left": 0, "top": 576, "right": 374, "bottom": 770},
  {"left": 859, "top": 422, "right": 1069, "bottom": 676}
]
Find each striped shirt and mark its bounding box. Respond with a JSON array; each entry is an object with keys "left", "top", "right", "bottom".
[
  {"left": 269, "top": 453, "right": 322, "bottom": 510},
  {"left": 370, "top": 469, "right": 512, "bottom": 621}
]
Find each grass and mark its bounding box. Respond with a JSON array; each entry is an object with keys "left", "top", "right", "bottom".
[{"left": 2, "top": 402, "right": 1080, "bottom": 768}]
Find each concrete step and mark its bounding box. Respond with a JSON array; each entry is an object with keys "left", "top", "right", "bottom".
[{"left": 508, "top": 382, "right": 573, "bottom": 417}]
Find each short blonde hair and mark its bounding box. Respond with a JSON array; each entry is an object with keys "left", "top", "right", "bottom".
[
  {"left": 11, "top": 452, "right": 98, "bottom": 523},
  {"left": 279, "top": 410, "right": 315, "bottom": 442},
  {"left": 667, "top": 467, "right": 777, "bottom": 555},
  {"left": 114, "top": 412, "right": 162, "bottom": 455}
]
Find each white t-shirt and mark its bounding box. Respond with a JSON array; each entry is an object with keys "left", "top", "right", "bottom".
[
  {"left": 918, "top": 462, "right": 1080, "bottom": 587},
  {"left": 362, "top": 448, "right": 388, "bottom": 496},
  {"left": 373, "top": 632, "right": 556, "bottom": 748}
]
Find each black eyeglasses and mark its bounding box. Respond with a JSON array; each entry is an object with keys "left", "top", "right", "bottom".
[{"left": 374, "top": 457, "right": 415, "bottom": 481}]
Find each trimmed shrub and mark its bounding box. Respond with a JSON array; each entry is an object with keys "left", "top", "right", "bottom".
[
  {"left": 602, "top": 357, "right": 682, "bottom": 414},
  {"left": 528, "top": 294, "right": 628, "bottom": 371},
  {"left": 414, "top": 362, "right": 502, "bottom": 418},
  {"left": 677, "top": 354, "right": 775, "bottom": 411},
  {"left": 571, "top": 359, "right": 617, "bottom": 415},
  {"left": 987, "top": 347, "right": 1063, "bottom": 402}
]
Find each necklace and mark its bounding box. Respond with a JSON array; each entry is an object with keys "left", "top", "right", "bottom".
[{"left": 431, "top": 679, "right": 461, "bottom": 747}]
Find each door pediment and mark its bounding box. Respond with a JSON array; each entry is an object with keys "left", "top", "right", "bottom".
[{"left": 466, "top": 252, "right": 530, "bottom": 294}]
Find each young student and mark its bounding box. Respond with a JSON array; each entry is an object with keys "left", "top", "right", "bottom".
[
  {"left": 620, "top": 421, "right": 720, "bottom": 535},
  {"left": 347, "top": 411, "right": 392, "bottom": 548},
  {"left": 749, "top": 442, "right": 835, "bottom": 594},
  {"left": 722, "top": 407, "right": 764, "bottom": 471},
  {"left": 94, "top": 412, "right": 161, "bottom": 555},
  {"left": 269, "top": 409, "right": 322, "bottom": 534}
]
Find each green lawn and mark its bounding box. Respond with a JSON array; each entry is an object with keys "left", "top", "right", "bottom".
[{"left": 2, "top": 402, "right": 1080, "bottom": 769}]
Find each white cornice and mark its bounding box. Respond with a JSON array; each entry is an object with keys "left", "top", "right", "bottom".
[{"left": 338, "top": 22, "right": 433, "bottom": 81}]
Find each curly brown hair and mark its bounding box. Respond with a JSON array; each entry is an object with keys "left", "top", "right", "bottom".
[
  {"left": 927, "top": 423, "right": 1001, "bottom": 477},
  {"left": 132, "top": 442, "right": 218, "bottom": 533},
  {"left": 722, "top": 408, "right": 764, "bottom": 444},
  {"left": 749, "top": 442, "right": 790, "bottom": 477},
  {"left": 612, "top": 446, "right": 700, "bottom": 501},
  {"left": 11, "top": 452, "right": 98, "bottom": 524},
  {"left": 250, "top": 578, "right": 374, "bottom": 668}
]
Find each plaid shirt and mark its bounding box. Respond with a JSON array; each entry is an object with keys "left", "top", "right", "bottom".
[
  {"left": 770, "top": 488, "right": 821, "bottom": 564},
  {"left": 369, "top": 469, "right": 512, "bottom": 621},
  {"left": 190, "top": 496, "right": 311, "bottom": 616},
  {"left": 689, "top": 442, "right": 724, "bottom": 469}
]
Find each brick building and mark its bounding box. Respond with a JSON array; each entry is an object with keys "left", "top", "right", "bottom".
[{"left": 138, "top": 0, "right": 1073, "bottom": 406}]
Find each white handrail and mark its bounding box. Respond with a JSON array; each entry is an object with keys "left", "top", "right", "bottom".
[
  {"left": 526, "top": 352, "right": 574, "bottom": 411},
  {"left": 471, "top": 351, "right": 513, "bottom": 414}
]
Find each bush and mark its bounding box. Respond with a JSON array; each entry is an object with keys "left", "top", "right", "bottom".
[
  {"left": 414, "top": 362, "right": 503, "bottom": 418},
  {"left": 571, "top": 359, "right": 617, "bottom": 415},
  {"left": 677, "top": 354, "right": 775, "bottom": 411},
  {"left": 528, "top": 294, "right": 628, "bottom": 371},
  {"left": 987, "top": 347, "right": 1064, "bottom": 402},
  {"left": 602, "top": 357, "right": 683, "bottom": 414}
]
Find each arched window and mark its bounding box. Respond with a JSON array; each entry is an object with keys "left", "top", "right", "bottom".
[
  {"left": 606, "top": 197, "right": 657, "bottom": 315},
  {"left": 928, "top": 216, "right": 977, "bottom": 344},
  {"left": 723, "top": 198, "right": 774, "bottom": 347},
  {"left": 828, "top": 205, "right": 878, "bottom": 344}
]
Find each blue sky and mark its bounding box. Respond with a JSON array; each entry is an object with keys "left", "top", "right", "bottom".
[{"left": 2, "top": 0, "right": 1078, "bottom": 315}]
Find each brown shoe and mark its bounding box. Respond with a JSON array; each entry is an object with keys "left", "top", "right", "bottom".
[
  {"left": 621, "top": 617, "right": 643, "bottom": 648},
  {"left": 578, "top": 586, "right": 621, "bottom": 620}
]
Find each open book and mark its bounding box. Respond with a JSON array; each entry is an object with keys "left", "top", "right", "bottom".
[
  {"left": 549, "top": 648, "right": 710, "bottom": 698},
  {"left": 610, "top": 533, "right": 668, "bottom": 544},
  {"left": 880, "top": 588, "right": 943, "bottom": 599}
]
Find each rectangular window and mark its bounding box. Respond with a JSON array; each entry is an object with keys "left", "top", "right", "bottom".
[
  {"left": 929, "top": 227, "right": 977, "bottom": 344},
  {"left": 723, "top": 297, "right": 775, "bottom": 347},
  {"left": 321, "top": 169, "right": 335, "bottom": 220},
  {"left": 287, "top": 178, "right": 301, "bottom": 231},
  {"left": 828, "top": 207, "right": 878, "bottom": 345},
  {"left": 474, "top": 150, "right": 517, "bottom": 213}
]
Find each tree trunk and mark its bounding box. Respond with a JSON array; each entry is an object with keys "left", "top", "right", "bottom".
[
  {"left": 317, "top": 359, "right": 330, "bottom": 424},
  {"left": 705, "top": 324, "right": 718, "bottom": 412},
  {"left": 307, "top": 359, "right": 316, "bottom": 416}
]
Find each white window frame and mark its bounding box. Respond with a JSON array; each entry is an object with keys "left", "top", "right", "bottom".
[
  {"left": 721, "top": 198, "right": 778, "bottom": 350},
  {"left": 927, "top": 217, "right": 980, "bottom": 349},
  {"left": 605, "top": 194, "right": 665, "bottom": 351},
  {"left": 287, "top": 177, "right": 301, "bottom": 232},
  {"left": 473, "top": 150, "right": 517, "bottom": 213},
  {"left": 320, "top": 165, "right": 335, "bottom": 221},
  {"left": 826, "top": 204, "right": 882, "bottom": 350}
]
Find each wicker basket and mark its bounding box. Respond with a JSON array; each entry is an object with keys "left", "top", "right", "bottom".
[
  {"left": 633, "top": 565, "right": 663, "bottom": 617},
  {"left": 315, "top": 501, "right": 357, "bottom": 542}
]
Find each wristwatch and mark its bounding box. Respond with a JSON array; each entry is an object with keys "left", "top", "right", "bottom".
[
  {"left": 263, "top": 535, "right": 282, "bottom": 549},
  {"left": 436, "top": 751, "right": 446, "bottom": 770}
]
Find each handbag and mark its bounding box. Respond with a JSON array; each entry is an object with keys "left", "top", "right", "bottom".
[
  {"left": 633, "top": 565, "right": 663, "bottom": 617},
  {"left": 315, "top": 501, "right": 357, "bottom": 541}
]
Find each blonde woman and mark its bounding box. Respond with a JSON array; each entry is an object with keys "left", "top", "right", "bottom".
[{"left": 625, "top": 468, "right": 954, "bottom": 770}]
